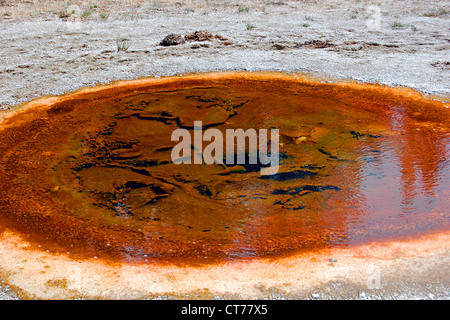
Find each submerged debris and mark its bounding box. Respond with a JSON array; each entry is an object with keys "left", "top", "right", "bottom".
[{"left": 349, "top": 130, "right": 382, "bottom": 139}]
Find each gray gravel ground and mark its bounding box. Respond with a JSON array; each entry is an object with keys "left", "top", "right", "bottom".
[{"left": 0, "top": 0, "right": 449, "bottom": 110}]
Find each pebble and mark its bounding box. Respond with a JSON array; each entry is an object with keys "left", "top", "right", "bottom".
[
  {"left": 185, "top": 30, "right": 214, "bottom": 42},
  {"left": 160, "top": 34, "right": 185, "bottom": 46},
  {"left": 272, "top": 44, "right": 285, "bottom": 50}
]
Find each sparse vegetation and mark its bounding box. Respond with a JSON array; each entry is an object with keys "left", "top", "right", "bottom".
[
  {"left": 302, "top": 23, "right": 310, "bottom": 27},
  {"left": 81, "top": 10, "right": 92, "bottom": 19},
  {"left": 305, "top": 15, "right": 313, "bottom": 21},
  {"left": 116, "top": 38, "right": 131, "bottom": 52},
  {"left": 351, "top": 14, "right": 357, "bottom": 19},
  {"left": 392, "top": 21, "right": 404, "bottom": 28},
  {"left": 238, "top": 6, "right": 249, "bottom": 13},
  {"left": 58, "top": 9, "right": 71, "bottom": 19},
  {"left": 246, "top": 23, "right": 255, "bottom": 30},
  {"left": 123, "top": 10, "right": 143, "bottom": 21},
  {"left": 423, "top": 9, "right": 448, "bottom": 17},
  {"left": 99, "top": 13, "right": 109, "bottom": 20},
  {"left": 59, "top": 6, "right": 89, "bottom": 20}
]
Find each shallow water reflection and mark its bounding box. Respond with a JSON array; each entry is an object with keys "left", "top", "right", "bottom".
[{"left": 0, "top": 73, "right": 448, "bottom": 264}]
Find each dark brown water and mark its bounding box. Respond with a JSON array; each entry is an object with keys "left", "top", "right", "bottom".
[{"left": 0, "top": 73, "right": 449, "bottom": 264}]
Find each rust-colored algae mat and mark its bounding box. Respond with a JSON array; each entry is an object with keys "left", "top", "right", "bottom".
[{"left": 0, "top": 72, "right": 449, "bottom": 268}]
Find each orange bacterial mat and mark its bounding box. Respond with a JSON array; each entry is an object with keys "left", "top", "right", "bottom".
[{"left": 0, "top": 72, "right": 449, "bottom": 265}]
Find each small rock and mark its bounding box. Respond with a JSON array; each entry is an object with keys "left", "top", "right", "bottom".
[
  {"left": 214, "top": 34, "right": 228, "bottom": 41},
  {"left": 295, "top": 40, "right": 334, "bottom": 49},
  {"left": 329, "top": 258, "right": 337, "bottom": 263},
  {"left": 160, "top": 34, "right": 185, "bottom": 46},
  {"left": 311, "top": 293, "right": 320, "bottom": 299},
  {"left": 185, "top": 30, "right": 214, "bottom": 42},
  {"left": 272, "top": 44, "right": 285, "bottom": 50}
]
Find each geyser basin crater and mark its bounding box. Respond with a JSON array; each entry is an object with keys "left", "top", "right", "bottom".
[{"left": 0, "top": 72, "right": 449, "bottom": 266}]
